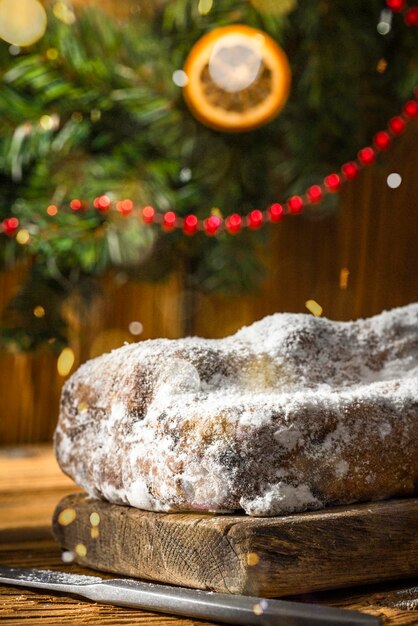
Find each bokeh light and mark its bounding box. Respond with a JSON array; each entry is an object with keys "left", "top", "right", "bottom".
[
  {"left": 198, "top": 0, "right": 213, "bottom": 15},
  {"left": 57, "top": 347, "right": 75, "bottom": 377},
  {"left": 209, "top": 33, "right": 263, "bottom": 93},
  {"left": 172, "top": 69, "right": 189, "bottom": 87},
  {"left": 33, "top": 305, "right": 45, "bottom": 318},
  {"left": 305, "top": 300, "right": 323, "bottom": 317},
  {"left": 129, "top": 321, "right": 144, "bottom": 336},
  {"left": 0, "top": 0, "right": 47, "bottom": 47},
  {"left": 387, "top": 172, "right": 402, "bottom": 188}
]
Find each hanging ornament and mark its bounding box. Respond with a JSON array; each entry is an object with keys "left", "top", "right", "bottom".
[
  {"left": 250, "top": 0, "right": 298, "bottom": 17},
  {"left": 0, "top": 0, "right": 47, "bottom": 47},
  {"left": 182, "top": 25, "right": 291, "bottom": 132}
]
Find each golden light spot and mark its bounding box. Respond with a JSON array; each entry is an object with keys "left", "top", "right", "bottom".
[
  {"left": 39, "top": 114, "right": 54, "bottom": 131},
  {"left": 305, "top": 299, "right": 323, "bottom": 317},
  {"left": 33, "top": 305, "right": 45, "bottom": 318},
  {"left": 53, "top": 2, "right": 76, "bottom": 24},
  {"left": 253, "top": 599, "right": 268, "bottom": 614},
  {"left": 47, "top": 204, "right": 58, "bottom": 216},
  {"left": 57, "top": 508, "right": 77, "bottom": 526},
  {"left": 246, "top": 552, "right": 260, "bottom": 566},
  {"left": 253, "top": 602, "right": 263, "bottom": 616},
  {"left": 46, "top": 47, "right": 58, "bottom": 60},
  {"left": 339, "top": 267, "right": 350, "bottom": 290},
  {"left": 90, "top": 527, "right": 100, "bottom": 539},
  {"left": 77, "top": 401, "right": 89, "bottom": 413},
  {"left": 0, "top": 0, "right": 47, "bottom": 47},
  {"left": 90, "top": 108, "right": 101, "bottom": 123},
  {"left": 16, "top": 229, "right": 30, "bottom": 245},
  {"left": 376, "top": 58, "right": 388, "bottom": 74},
  {"left": 198, "top": 0, "right": 213, "bottom": 15},
  {"left": 57, "top": 347, "right": 75, "bottom": 377},
  {"left": 90, "top": 512, "right": 100, "bottom": 527},
  {"left": 75, "top": 543, "right": 87, "bottom": 558},
  {"left": 211, "top": 207, "right": 223, "bottom": 218}
]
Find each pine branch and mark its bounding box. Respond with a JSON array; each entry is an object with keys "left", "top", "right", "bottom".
[{"left": 0, "top": 0, "right": 417, "bottom": 350}]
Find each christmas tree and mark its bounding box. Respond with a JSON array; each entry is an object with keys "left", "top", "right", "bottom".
[{"left": 0, "top": 0, "right": 417, "bottom": 351}]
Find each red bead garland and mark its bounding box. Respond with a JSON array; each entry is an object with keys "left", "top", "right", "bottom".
[
  {"left": 204, "top": 215, "right": 222, "bottom": 235},
  {"left": 388, "top": 116, "right": 406, "bottom": 135},
  {"left": 141, "top": 205, "right": 155, "bottom": 224},
  {"left": 2, "top": 217, "right": 19, "bottom": 236},
  {"left": 288, "top": 195, "right": 304, "bottom": 214},
  {"left": 225, "top": 213, "right": 242, "bottom": 233},
  {"left": 324, "top": 174, "right": 341, "bottom": 192},
  {"left": 307, "top": 185, "right": 323, "bottom": 204},
  {"left": 358, "top": 147, "right": 375, "bottom": 166},
  {"left": 183, "top": 214, "right": 198, "bottom": 235},
  {"left": 269, "top": 203, "right": 284, "bottom": 221},
  {"left": 404, "top": 100, "right": 418, "bottom": 118},
  {"left": 374, "top": 131, "right": 391, "bottom": 150},
  {"left": 163, "top": 211, "right": 176, "bottom": 230},
  {"left": 116, "top": 199, "right": 133, "bottom": 215},
  {"left": 93, "top": 195, "right": 111, "bottom": 212},
  {"left": 386, "top": 0, "right": 405, "bottom": 10},
  {"left": 341, "top": 162, "right": 359, "bottom": 181},
  {"left": 247, "top": 209, "right": 263, "bottom": 229},
  {"left": 70, "top": 199, "right": 83, "bottom": 211},
  {"left": 405, "top": 7, "right": 418, "bottom": 25}
]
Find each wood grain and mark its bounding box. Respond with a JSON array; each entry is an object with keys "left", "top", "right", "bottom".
[
  {"left": 0, "top": 544, "right": 218, "bottom": 625},
  {"left": 0, "top": 445, "right": 80, "bottom": 541},
  {"left": 1, "top": 444, "right": 417, "bottom": 625},
  {"left": 53, "top": 493, "right": 418, "bottom": 598}
]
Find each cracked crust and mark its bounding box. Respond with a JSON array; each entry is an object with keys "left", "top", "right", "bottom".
[{"left": 54, "top": 303, "right": 418, "bottom": 516}]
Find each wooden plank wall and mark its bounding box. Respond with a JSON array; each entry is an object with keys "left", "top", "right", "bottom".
[
  {"left": 195, "top": 121, "right": 418, "bottom": 337},
  {"left": 1, "top": 121, "right": 417, "bottom": 444}
]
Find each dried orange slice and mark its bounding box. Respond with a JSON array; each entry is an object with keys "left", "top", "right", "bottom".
[{"left": 183, "top": 25, "right": 291, "bottom": 132}]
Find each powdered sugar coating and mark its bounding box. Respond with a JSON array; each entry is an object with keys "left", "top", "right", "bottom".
[{"left": 54, "top": 304, "right": 418, "bottom": 516}]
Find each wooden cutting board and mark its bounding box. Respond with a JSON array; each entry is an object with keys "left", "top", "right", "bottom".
[{"left": 52, "top": 493, "right": 418, "bottom": 598}]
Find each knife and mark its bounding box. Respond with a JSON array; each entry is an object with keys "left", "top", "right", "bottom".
[{"left": 0, "top": 566, "right": 380, "bottom": 625}]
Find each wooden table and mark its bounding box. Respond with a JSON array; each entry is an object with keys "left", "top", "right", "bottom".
[{"left": 0, "top": 445, "right": 417, "bottom": 625}]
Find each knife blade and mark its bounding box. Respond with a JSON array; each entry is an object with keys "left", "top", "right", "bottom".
[{"left": 0, "top": 566, "right": 380, "bottom": 626}]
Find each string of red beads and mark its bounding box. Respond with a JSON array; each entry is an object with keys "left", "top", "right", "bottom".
[
  {"left": 374, "top": 131, "right": 391, "bottom": 150},
  {"left": 1, "top": 2, "right": 417, "bottom": 238},
  {"left": 184, "top": 214, "right": 198, "bottom": 235},
  {"left": 204, "top": 215, "right": 222, "bottom": 235},
  {"left": 386, "top": 0, "right": 418, "bottom": 25},
  {"left": 163, "top": 211, "right": 176, "bottom": 230},
  {"left": 341, "top": 162, "right": 359, "bottom": 181},
  {"left": 2, "top": 217, "right": 19, "bottom": 236},
  {"left": 247, "top": 209, "right": 263, "bottom": 228},
  {"left": 93, "top": 195, "right": 111, "bottom": 212},
  {"left": 307, "top": 185, "right": 323, "bottom": 204},
  {"left": 269, "top": 203, "right": 284, "bottom": 222},
  {"left": 386, "top": 0, "right": 405, "bottom": 11},
  {"left": 225, "top": 213, "right": 242, "bottom": 234},
  {"left": 404, "top": 7, "right": 418, "bottom": 26},
  {"left": 324, "top": 174, "right": 341, "bottom": 192}
]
